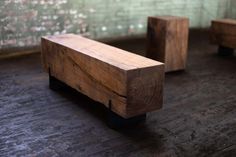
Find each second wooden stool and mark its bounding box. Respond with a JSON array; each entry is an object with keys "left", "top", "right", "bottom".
[{"left": 146, "top": 16, "right": 189, "bottom": 72}]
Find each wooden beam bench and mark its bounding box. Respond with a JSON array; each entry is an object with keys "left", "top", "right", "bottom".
[
  {"left": 210, "top": 19, "right": 236, "bottom": 56},
  {"left": 41, "top": 34, "right": 164, "bottom": 127},
  {"left": 146, "top": 16, "right": 189, "bottom": 72}
]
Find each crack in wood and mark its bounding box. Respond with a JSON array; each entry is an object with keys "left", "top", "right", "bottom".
[{"left": 67, "top": 55, "right": 127, "bottom": 99}]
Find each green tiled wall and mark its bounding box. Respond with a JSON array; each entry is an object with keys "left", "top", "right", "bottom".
[{"left": 0, "top": 0, "right": 235, "bottom": 51}]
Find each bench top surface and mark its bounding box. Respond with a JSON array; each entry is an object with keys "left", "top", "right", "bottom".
[
  {"left": 212, "top": 19, "right": 236, "bottom": 25},
  {"left": 43, "top": 34, "right": 163, "bottom": 70}
]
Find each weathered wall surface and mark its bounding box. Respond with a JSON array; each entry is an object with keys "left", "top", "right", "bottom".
[
  {"left": 229, "top": 0, "right": 236, "bottom": 18},
  {"left": 0, "top": 0, "right": 235, "bottom": 51}
]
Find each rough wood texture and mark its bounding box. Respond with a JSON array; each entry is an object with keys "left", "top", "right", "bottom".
[
  {"left": 146, "top": 16, "right": 189, "bottom": 72},
  {"left": 41, "top": 34, "right": 164, "bottom": 118},
  {"left": 210, "top": 19, "right": 236, "bottom": 49},
  {"left": 1, "top": 30, "right": 236, "bottom": 156}
]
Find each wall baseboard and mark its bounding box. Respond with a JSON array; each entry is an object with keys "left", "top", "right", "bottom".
[{"left": 0, "top": 49, "right": 40, "bottom": 60}]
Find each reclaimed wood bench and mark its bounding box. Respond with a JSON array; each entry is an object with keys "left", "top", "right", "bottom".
[
  {"left": 210, "top": 19, "right": 236, "bottom": 56},
  {"left": 41, "top": 34, "right": 164, "bottom": 127},
  {"left": 146, "top": 16, "right": 189, "bottom": 72}
]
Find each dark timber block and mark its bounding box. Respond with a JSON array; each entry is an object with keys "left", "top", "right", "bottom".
[
  {"left": 210, "top": 19, "right": 236, "bottom": 51},
  {"left": 218, "top": 46, "right": 234, "bottom": 56},
  {"left": 107, "top": 109, "right": 146, "bottom": 129}
]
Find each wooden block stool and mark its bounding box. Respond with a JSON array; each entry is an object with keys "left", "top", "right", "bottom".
[
  {"left": 146, "top": 16, "right": 189, "bottom": 72},
  {"left": 210, "top": 19, "right": 236, "bottom": 56},
  {"left": 41, "top": 34, "right": 164, "bottom": 128}
]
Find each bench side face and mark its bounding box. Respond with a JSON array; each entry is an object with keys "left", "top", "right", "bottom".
[
  {"left": 126, "top": 66, "right": 164, "bottom": 117},
  {"left": 165, "top": 18, "right": 189, "bottom": 72},
  {"left": 211, "top": 20, "right": 236, "bottom": 49},
  {"left": 146, "top": 17, "right": 167, "bottom": 63},
  {"left": 41, "top": 35, "right": 164, "bottom": 118}
]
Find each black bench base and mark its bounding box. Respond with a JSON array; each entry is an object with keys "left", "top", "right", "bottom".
[
  {"left": 107, "top": 110, "right": 146, "bottom": 129},
  {"left": 49, "top": 74, "right": 146, "bottom": 129},
  {"left": 218, "top": 46, "right": 234, "bottom": 56},
  {"left": 49, "top": 74, "right": 68, "bottom": 90}
]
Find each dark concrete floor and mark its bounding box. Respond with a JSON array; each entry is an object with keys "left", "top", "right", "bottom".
[{"left": 0, "top": 30, "right": 236, "bottom": 157}]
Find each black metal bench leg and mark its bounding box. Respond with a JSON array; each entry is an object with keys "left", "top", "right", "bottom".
[
  {"left": 106, "top": 109, "right": 146, "bottom": 129},
  {"left": 49, "top": 74, "right": 67, "bottom": 90},
  {"left": 218, "top": 46, "right": 234, "bottom": 56}
]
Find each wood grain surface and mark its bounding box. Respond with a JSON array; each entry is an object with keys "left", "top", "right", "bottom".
[
  {"left": 41, "top": 34, "right": 164, "bottom": 118},
  {"left": 211, "top": 19, "right": 236, "bottom": 49},
  {"left": 146, "top": 16, "right": 189, "bottom": 72},
  {"left": 1, "top": 30, "right": 236, "bottom": 156}
]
